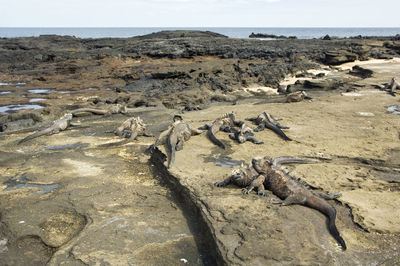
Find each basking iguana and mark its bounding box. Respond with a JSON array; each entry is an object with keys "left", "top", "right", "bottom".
[
  {"left": 285, "top": 91, "right": 312, "bottom": 103},
  {"left": 201, "top": 112, "right": 242, "bottom": 149},
  {"left": 228, "top": 123, "right": 263, "bottom": 145},
  {"left": 115, "top": 116, "right": 153, "bottom": 139},
  {"left": 215, "top": 156, "right": 346, "bottom": 250},
  {"left": 149, "top": 115, "right": 205, "bottom": 168},
  {"left": 71, "top": 104, "right": 127, "bottom": 116},
  {"left": 383, "top": 77, "right": 400, "bottom": 96},
  {"left": 18, "top": 113, "right": 74, "bottom": 144},
  {"left": 246, "top": 112, "right": 292, "bottom": 141}
]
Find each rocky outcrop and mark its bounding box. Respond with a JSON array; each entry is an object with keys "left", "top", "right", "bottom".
[
  {"left": 134, "top": 30, "right": 228, "bottom": 39},
  {"left": 324, "top": 50, "right": 358, "bottom": 65},
  {"left": 349, "top": 65, "right": 373, "bottom": 79},
  {"left": 249, "top": 32, "right": 297, "bottom": 39}
]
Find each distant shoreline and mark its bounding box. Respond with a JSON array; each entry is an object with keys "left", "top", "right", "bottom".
[{"left": 1, "top": 27, "right": 400, "bottom": 39}]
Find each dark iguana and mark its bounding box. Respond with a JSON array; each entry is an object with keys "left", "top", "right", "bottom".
[
  {"left": 201, "top": 112, "right": 242, "bottom": 149},
  {"left": 383, "top": 77, "right": 400, "bottom": 96},
  {"left": 115, "top": 116, "right": 153, "bottom": 139},
  {"left": 246, "top": 112, "right": 292, "bottom": 141},
  {"left": 18, "top": 113, "right": 73, "bottom": 144},
  {"left": 228, "top": 123, "right": 263, "bottom": 145},
  {"left": 215, "top": 156, "right": 346, "bottom": 250},
  {"left": 71, "top": 104, "right": 127, "bottom": 116}
]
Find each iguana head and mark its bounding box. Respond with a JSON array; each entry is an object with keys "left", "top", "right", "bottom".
[
  {"left": 173, "top": 115, "right": 183, "bottom": 122},
  {"left": 231, "top": 167, "right": 247, "bottom": 182},
  {"left": 63, "top": 113, "right": 73, "bottom": 120},
  {"left": 136, "top": 116, "right": 146, "bottom": 130},
  {"left": 251, "top": 156, "right": 272, "bottom": 173}
]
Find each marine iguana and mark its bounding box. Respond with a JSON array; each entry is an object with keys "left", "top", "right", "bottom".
[
  {"left": 71, "top": 104, "right": 127, "bottom": 116},
  {"left": 246, "top": 112, "right": 292, "bottom": 141},
  {"left": 149, "top": 115, "right": 205, "bottom": 167},
  {"left": 114, "top": 116, "right": 153, "bottom": 139},
  {"left": 383, "top": 77, "right": 400, "bottom": 96},
  {"left": 18, "top": 113, "right": 74, "bottom": 144},
  {"left": 228, "top": 123, "right": 263, "bottom": 145},
  {"left": 150, "top": 115, "right": 183, "bottom": 150},
  {"left": 248, "top": 156, "right": 346, "bottom": 250},
  {"left": 215, "top": 156, "right": 346, "bottom": 250},
  {"left": 285, "top": 91, "right": 312, "bottom": 103},
  {"left": 201, "top": 112, "right": 242, "bottom": 149}
]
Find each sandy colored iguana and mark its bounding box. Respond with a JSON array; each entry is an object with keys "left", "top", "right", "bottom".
[
  {"left": 71, "top": 104, "right": 127, "bottom": 116},
  {"left": 228, "top": 123, "right": 263, "bottom": 145},
  {"left": 149, "top": 115, "right": 205, "bottom": 168},
  {"left": 18, "top": 113, "right": 74, "bottom": 144},
  {"left": 115, "top": 116, "right": 153, "bottom": 139},
  {"left": 285, "top": 91, "right": 312, "bottom": 102}
]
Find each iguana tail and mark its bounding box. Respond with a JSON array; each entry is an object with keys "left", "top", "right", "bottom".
[
  {"left": 306, "top": 195, "right": 347, "bottom": 250},
  {"left": 167, "top": 135, "right": 176, "bottom": 168},
  {"left": 207, "top": 126, "right": 225, "bottom": 149},
  {"left": 18, "top": 128, "right": 51, "bottom": 144},
  {"left": 264, "top": 122, "right": 292, "bottom": 141},
  {"left": 71, "top": 108, "right": 107, "bottom": 115}
]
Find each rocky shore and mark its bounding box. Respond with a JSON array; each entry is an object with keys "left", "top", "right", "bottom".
[{"left": 0, "top": 31, "right": 399, "bottom": 265}]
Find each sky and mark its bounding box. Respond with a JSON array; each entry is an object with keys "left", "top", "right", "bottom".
[{"left": 1, "top": 0, "right": 400, "bottom": 27}]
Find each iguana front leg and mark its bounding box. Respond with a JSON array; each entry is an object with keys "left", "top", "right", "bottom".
[
  {"left": 143, "top": 132, "right": 154, "bottom": 137},
  {"left": 215, "top": 175, "right": 232, "bottom": 187},
  {"left": 191, "top": 128, "right": 205, "bottom": 135},
  {"left": 254, "top": 123, "right": 266, "bottom": 132},
  {"left": 242, "top": 175, "right": 267, "bottom": 195},
  {"left": 247, "top": 136, "right": 264, "bottom": 145}
]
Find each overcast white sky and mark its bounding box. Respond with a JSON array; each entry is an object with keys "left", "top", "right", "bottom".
[{"left": 1, "top": 0, "right": 399, "bottom": 27}]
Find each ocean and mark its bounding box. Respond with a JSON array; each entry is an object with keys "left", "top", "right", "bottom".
[{"left": 0, "top": 27, "right": 400, "bottom": 39}]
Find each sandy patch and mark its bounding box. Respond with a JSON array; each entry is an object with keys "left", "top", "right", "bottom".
[
  {"left": 337, "top": 58, "right": 400, "bottom": 71},
  {"left": 244, "top": 85, "right": 278, "bottom": 95},
  {"left": 62, "top": 158, "right": 103, "bottom": 177}
]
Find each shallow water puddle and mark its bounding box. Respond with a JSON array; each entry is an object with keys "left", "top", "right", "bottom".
[
  {"left": 3, "top": 176, "right": 59, "bottom": 194},
  {"left": 206, "top": 155, "right": 243, "bottom": 168},
  {"left": 0, "top": 104, "right": 43, "bottom": 113},
  {"left": 28, "top": 98, "right": 46, "bottom": 103},
  {"left": 27, "top": 89, "right": 54, "bottom": 94},
  {"left": 387, "top": 105, "right": 400, "bottom": 114}
]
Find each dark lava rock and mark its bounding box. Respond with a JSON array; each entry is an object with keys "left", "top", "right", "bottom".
[
  {"left": 303, "top": 79, "right": 342, "bottom": 90},
  {"left": 322, "top": 35, "right": 332, "bottom": 40},
  {"left": 249, "top": 32, "right": 297, "bottom": 39},
  {"left": 324, "top": 50, "right": 358, "bottom": 65},
  {"left": 135, "top": 30, "right": 228, "bottom": 40},
  {"left": 349, "top": 65, "right": 373, "bottom": 79}
]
